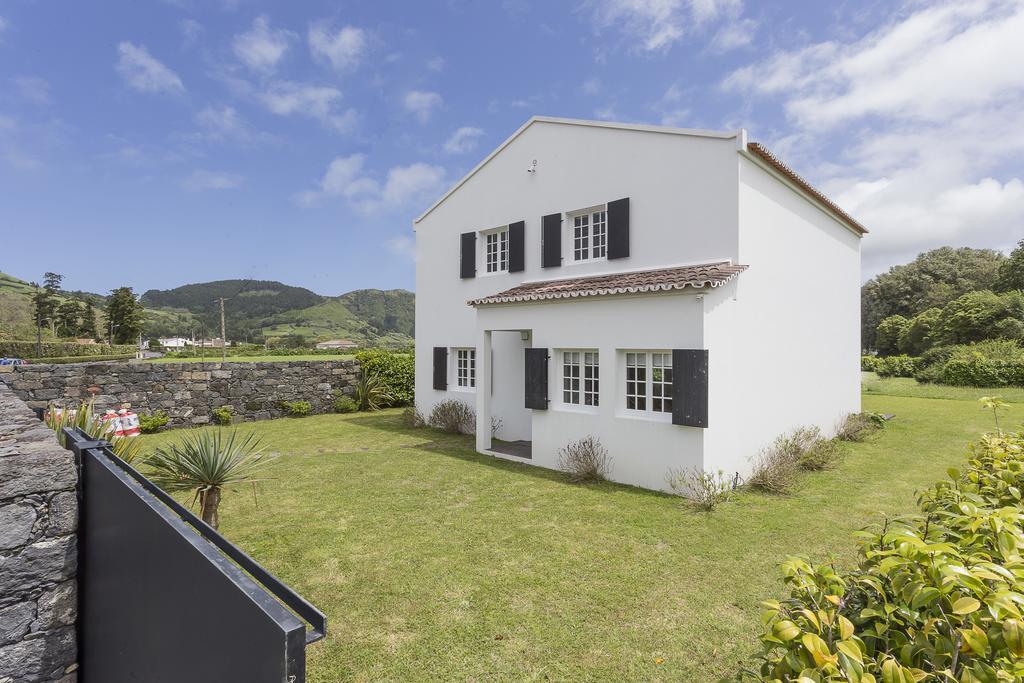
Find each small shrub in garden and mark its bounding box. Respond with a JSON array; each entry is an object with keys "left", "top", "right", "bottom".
[
  {"left": 354, "top": 371, "right": 392, "bottom": 411},
  {"left": 835, "top": 412, "right": 882, "bottom": 442},
  {"left": 428, "top": 399, "right": 475, "bottom": 434},
  {"left": 333, "top": 392, "right": 358, "bottom": 414},
  {"left": 737, "top": 429, "right": 1024, "bottom": 682},
  {"left": 747, "top": 427, "right": 820, "bottom": 494},
  {"left": 860, "top": 355, "right": 882, "bottom": 373},
  {"left": 796, "top": 438, "right": 841, "bottom": 471},
  {"left": 556, "top": 436, "right": 611, "bottom": 483},
  {"left": 401, "top": 405, "right": 426, "bottom": 427},
  {"left": 139, "top": 411, "right": 169, "bottom": 434},
  {"left": 280, "top": 400, "right": 311, "bottom": 417},
  {"left": 212, "top": 406, "right": 233, "bottom": 425},
  {"left": 666, "top": 467, "right": 733, "bottom": 511}
]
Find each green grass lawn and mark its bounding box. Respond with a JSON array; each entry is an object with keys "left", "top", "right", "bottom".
[
  {"left": 138, "top": 384, "right": 1023, "bottom": 681},
  {"left": 861, "top": 371, "right": 1024, "bottom": 402},
  {"left": 143, "top": 353, "right": 355, "bottom": 363}
]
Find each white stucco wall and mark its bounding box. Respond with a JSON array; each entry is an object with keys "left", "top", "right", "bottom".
[{"left": 726, "top": 154, "right": 862, "bottom": 477}]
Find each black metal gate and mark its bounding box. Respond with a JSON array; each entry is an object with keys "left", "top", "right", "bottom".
[{"left": 62, "top": 428, "right": 326, "bottom": 683}]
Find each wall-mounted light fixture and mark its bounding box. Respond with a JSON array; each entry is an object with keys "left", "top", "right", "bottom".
[{"left": 526, "top": 159, "right": 537, "bottom": 174}]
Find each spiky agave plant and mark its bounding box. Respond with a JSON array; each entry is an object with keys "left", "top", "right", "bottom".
[
  {"left": 45, "top": 399, "right": 142, "bottom": 464},
  {"left": 145, "top": 430, "right": 272, "bottom": 530}
]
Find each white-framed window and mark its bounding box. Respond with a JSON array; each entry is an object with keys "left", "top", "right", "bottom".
[
  {"left": 624, "top": 351, "right": 673, "bottom": 414},
  {"left": 455, "top": 348, "right": 476, "bottom": 389},
  {"left": 570, "top": 207, "right": 607, "bottom": 262},
  {"left": 561, "top": 350, "right": 599, "bottom": 407},
  {"left": 484, "top": 227, "right": 509, "bottom": 273}
]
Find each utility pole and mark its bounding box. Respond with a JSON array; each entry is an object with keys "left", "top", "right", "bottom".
[{"left": 217, "top": 298, "right": 227, "bottom": 361}]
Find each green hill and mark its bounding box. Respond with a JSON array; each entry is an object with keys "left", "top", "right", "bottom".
[{"left": 1, "top": 272, "right": 415, "bottom": 348}]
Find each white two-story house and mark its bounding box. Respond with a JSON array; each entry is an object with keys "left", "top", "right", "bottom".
[{"left": 413, "top": 117, "right": 865, "bottom": 492}]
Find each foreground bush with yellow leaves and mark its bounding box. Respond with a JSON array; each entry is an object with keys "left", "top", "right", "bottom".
[{"left": 738, "top": 431, "right": 1024, "bottom": 682}]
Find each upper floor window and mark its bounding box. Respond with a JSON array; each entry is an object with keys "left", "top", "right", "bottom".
[
  {"left": 625, "top": 351, "right": 672, "bottom": 414},
  {"left": 455, "top": 348, "right": 476, "bottom": 389},
  {"left": 561, "top": 350, "right": 599, "bottom": 407},
  {"left": 570, "top": 207, "right": 607, "bottom": 262},
  {"left": 484, "top": 228, "right": 509, "bottom": 273}
]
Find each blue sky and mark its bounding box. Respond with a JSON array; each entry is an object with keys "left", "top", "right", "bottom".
[{"left": 1, "top": 0, "right": 1022, "bottom": 296}]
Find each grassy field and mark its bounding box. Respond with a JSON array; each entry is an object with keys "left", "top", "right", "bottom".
[
  {"left": 143, "top": 354, "right": 355, "bottom": 363},
  {"left": 861, "top": 371, "right": 1024, "bottom": 402},
  {"left": 138, "top": 383, "right": 1022, "bottom": 681}
]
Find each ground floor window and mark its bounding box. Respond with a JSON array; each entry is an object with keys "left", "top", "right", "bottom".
[
  {"left": 455, "top": 348, "right": 476, "bottom": 388},
  {"left": 625, "top": 351, "right": 672, "bottom": 414},
  {"left": 561, "top": 350, "right": 599, "bottom": 406}
]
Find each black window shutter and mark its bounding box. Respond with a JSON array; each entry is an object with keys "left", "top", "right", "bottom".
[
  {"left": 672, "top": 349, "right": 707, "bottom": 427},
  {"left": 508, "top": 221, "right": 525, "bottom": 272},
  {"left": 607, "top": 197, "right": 630, "bottom": 260},
  {"left": 541, "top": 214, "right": 561, "bottom": 268},
  {"left": 524, "top": 348, "right": 549, "bottom": 409},
  {"left": 460, "top": 232, "right": 476, "bottom": 279},
  {"left": 433, "top": 347, "right": 448, "bottom": 390}
]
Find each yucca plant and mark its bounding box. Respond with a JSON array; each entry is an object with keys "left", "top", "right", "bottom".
[
  {"left": 354, "top": 370, "right": 392, "bottom": 411},
  {"left": 145, "top": 430, "right": 272, "bottom": 530},
  {"left": 45, "top": 399, "right": 142, "bottom": 464}
]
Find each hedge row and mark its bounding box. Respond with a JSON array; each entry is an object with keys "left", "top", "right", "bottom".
[
  {"left": 861, "top": 355, "right": 919, "bottom": 378},
  {"left": 355, "top": 349, "right": 414, "bottom": 406},
  {"left": 160, "top": 346, "right": 368, "bottom": 358},
  {"left": 0, "top": 340, "right": 136, "bottom": 358},
  {"left": 740, "top": 430, "right": 1024, "bottom": 680},
  {"left": 34, "top": 354, "right": 136, "bottom": 365},
  {"left": 939, "top": 358, "right": 1024, "bottom": 387}
]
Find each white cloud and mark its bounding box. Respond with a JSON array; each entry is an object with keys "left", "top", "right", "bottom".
[
  {"left": 260, "top": 81, "right": 357, "bottom": 133},
  {"left": 403, "top": 90, "right": 443, "bottom": 123},
  {"left": 181, "top": 170, "right": 244, "bottom": 191},
  {"left": 443, "top": 126, "right": 484, "bottom": 154},
  {"left": 116, "top": 42, "right": 185, "bottom": 94},
  {"left": 309, "top": 22, "right": 367, "bottom": 70},
  {"left": 725, "top": 0, "right": 1024, "bottom": 276},
  {"left": 709, "top": 17, "right": 755, "bottom": 52},
  {"left": 427, "top": 56, "right": 445, "bottom": 72},
  {"left": 192, "top": 105, "right": 266, "bottom": 143},
  {"left": 583, "top": 0, "right": 743, "bottom": 52},
  {"left": 299, "top": 154, "right": 446, "bottom": 213},
  {"left": 233, "top": 15, "right": 294, "bottom": 72},
  {"left": 15, "top": 77, "right": 50, "bottom": 105},
  {"left": 385, "top": 235, "right": 415, "bottom": 259},
  {"left": 180, "top": 19, "right": 202, "bottom": 47},
  {"left": 581, "top": 77, "right": 603, "bottom": 95}
]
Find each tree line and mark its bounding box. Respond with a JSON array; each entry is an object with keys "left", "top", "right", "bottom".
[
  {"left": 863, "top": 239, "right": 1024, "bottom": 355},
  {"left": 31, "top": 272, "right": 144, "bottom": 345}
]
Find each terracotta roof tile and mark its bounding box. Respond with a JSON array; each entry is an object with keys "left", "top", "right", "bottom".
[
  {"left": 746, "top": 142, "right": 868, "bottom": 235},
  {"left": 468, "top": 262, "right": 747, "bottom": 306}
]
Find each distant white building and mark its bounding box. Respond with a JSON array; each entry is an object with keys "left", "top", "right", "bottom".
[
  {"left": 413, "top": 116, "right": 865, "bottom": 492},
  {"left": 316, "top": 339, "right": 358, "bottom": 350},
  {"left": 159, "top": 337, "right": 191, "bottom": 349}
]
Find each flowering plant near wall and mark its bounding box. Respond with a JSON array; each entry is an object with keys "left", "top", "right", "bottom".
[{"left": 738, "top": 428, "right": 1024, "bottom": 681}]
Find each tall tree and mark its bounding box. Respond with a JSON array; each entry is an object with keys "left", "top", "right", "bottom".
[
  {"left": 79, "top": 302, "right": 98, "bottom": 339},
  {"left": 43, "top": 272, "right": 64, "bottom": 293},
  {"left": 861, "top": 247, "right": 1005, "bottom": 350},
  {"left": 995, "top": 239, "right": 1024, "bottom": 293},
  {"left": 55, "top": 300, "right": 82, "bottom": 337},
  {"left": 31, "top": 282, "right": 57, "bottom": 338},
  {"left": 106, "top": 287, "right": 144, "bottom": 344}
]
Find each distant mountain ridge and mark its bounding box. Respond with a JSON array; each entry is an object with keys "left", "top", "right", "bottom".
[{"left": 0, "top": 272, "right": 414, "bottom": 348}]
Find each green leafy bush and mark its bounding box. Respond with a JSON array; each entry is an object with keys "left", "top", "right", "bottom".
[
  {"left": 0, "top": 340, "right": 136, "bottom": 358},
  {"left": 875, "top": 315, "right": 910, "bottom": 356},
  {"left": 333, "top": 393, "right": 358, "bottom": 413},
  {"left": 212, "top": 406, "right": 233, "bottom": 425},
  {"left": 861, "top": 356, "right": 883, "bottom": 373},
  {"left": 280, "top": 400, "right": 311, "bottom": 417},
  {"left": 353, "top": 371, "right": 392, "bottom": 411},
  {"left": 354, "top": 349, "right": 414, "bottom": 406},
  {"left": 874, "top": 354, "right": 920, "bottom": 378},
  {"left": 738, "top": 430, "right": 1024, "bottom": 682},
  {"left": 28, "top": 354, "right": 136, "bottom": 365},
  {"left": 919, "top": 340, "right": 1024, "bottom": 387},
  {"left": 139, "top": 411, "right": 169, "bottom": 434}
]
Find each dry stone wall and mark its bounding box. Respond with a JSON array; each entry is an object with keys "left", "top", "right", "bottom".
[
  {"left": 0, "top": 383, "right": 78, "bottom": 683},
  {"left": 1, "top": 360, "right": 359, "bottom": 427}
]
